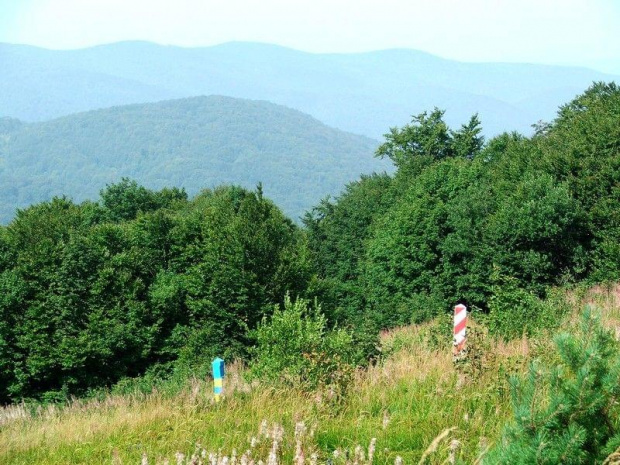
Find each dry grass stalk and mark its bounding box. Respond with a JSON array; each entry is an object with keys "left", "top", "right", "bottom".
[
  {"left": 382, "top": 411, "right": 390, "bottom": 430},
  {"left": 417, "top": 427, "right": 457, "bottom": 465},
  {"left": 447, "top": 439, "right": 460, "bottom": 464},
  {"left": 603, "top": 447, "right": 620, "bottom": 465},
  {"left": 0, "top": 402, "right": 28, "bottom": 427},
  {"left": 367, "top": 437, "right": 377, "bottom": 464}
]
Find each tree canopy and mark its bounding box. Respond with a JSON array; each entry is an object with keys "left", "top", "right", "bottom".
[
  {"left": 2, "top": 83, "right": 620, "bottom": 402},
  {"left": 307, "top": 82, "right": 620, "bottom": 329}
]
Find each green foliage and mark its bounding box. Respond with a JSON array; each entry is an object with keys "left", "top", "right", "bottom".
[
  {"left": 4, "top": 82, "right": 620, "bottom": 403},
  {"left": 452, "top": 114, "right": 485, "bottom": 159},
  {"left": 0, "top": 183, "right": 311, "bottom": 402},
  {"left": 0, "top": 96, "right": 385, "bottom": 223},
  {"left": 482, "top": 273, "right": 568, "bottom": 339},
  {"left": 376, "top": 108, "right": 484, "bottom": 171},
  {"left": 100, "top": 178, "right": 187, "bottom": 222},
  {"left": 303, "top": 173, "right": 395, "bottom": 324},
  {"left": 307, "top": 83, "right": 619, "bottom": 335},
  {"left": 364, "top": 158, "right": 471, "bottom": 325},
  {"left": 487, "top": 309, "right": 620, "bottom": 464},
  {"left": 249, "top": 295, "right": 364, "bottom": 391},
  {"left": 542, "top": 82, "right": 620, "bottom": 282}
]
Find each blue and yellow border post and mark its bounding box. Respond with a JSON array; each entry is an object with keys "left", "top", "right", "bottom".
[{"left": 212, "top": 357, "right": 225, "bottom": 402}]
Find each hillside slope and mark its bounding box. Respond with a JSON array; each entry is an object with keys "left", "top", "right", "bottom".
[
  {"left": 0, "top": 96, "right": 384, "bottom": 222},
  {"left": 1, "top": 41, "right": 618, "bottom": 137},
  {"left": 2, "top": 285, "right": 619, "bottom": 464}
]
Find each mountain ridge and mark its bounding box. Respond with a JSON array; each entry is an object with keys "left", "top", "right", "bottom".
[{"left": 1, "top": 40, "right": 618, "bottom": 137}]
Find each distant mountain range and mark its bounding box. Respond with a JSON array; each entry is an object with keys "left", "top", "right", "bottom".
[
  {"left": 2, "top": 41, "right": 618, "bottom": 138},
  {"left": 0, "top": 96, "right": 385, "bottom": 223}
]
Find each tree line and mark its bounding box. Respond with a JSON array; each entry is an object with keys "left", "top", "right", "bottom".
[
  {"left": 305, "top": 82, "right": 619, "bottom": 332},
  {"left": 0, "top": 82, "right": 619, "bottom": 403}
]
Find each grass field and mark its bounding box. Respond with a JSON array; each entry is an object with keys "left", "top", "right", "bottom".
[{"left": 1, "top": 284, "right": 618, "bottom": 464}]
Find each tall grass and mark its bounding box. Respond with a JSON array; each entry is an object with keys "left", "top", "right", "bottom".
[{"left": 1, "top": 285, "right": 617, "bottom": 464}]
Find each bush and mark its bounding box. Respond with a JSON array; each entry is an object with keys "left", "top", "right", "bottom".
[
  {"left": 249, "top": 295, "right": 364, "bottom": 391},
  {"left": 483, "top": 272, "right": 567, "bottom": 339}
]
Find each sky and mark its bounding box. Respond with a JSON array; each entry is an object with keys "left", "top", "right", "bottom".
[{"left": 1, "top": 0, "right": 619, "bottom": 72}]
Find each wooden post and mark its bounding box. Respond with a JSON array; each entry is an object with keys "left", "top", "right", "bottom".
[{"left": 453, "top": 304, "right": 467, "bottom": 357}]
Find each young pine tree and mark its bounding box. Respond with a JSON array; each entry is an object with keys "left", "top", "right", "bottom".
[{"left": 487, "top": 309, "right": 620, "bottom": 464}]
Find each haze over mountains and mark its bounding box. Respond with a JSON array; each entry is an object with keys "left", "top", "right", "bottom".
[
  {"left": 2, "top": 40, "right": 618, "bottom": 223},
  {"left": 2, "top": 41, "right": 618, "bottom": 138},
  {"left": 0, "top": 96, "right": 383, "bottom": 223}
]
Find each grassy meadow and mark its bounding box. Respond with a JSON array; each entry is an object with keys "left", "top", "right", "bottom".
[{"left": 2, "top": 284, "right": 618, "bottom": 464}]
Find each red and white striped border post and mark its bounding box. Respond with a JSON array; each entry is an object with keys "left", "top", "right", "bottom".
[{"left": 453, "top": 304, "right": 467, "bottom": 357}]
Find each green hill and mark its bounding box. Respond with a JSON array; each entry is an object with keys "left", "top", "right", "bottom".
[{"left": 0, "top": 96, "right": 385, "bottom": 222}]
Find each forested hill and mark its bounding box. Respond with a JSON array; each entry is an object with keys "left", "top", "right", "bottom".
[
  {"left": 2, "top": 41, "right": 619, "bottom": 137},
  {"left": 0, "top": 96, "right": 384, "bottom": 223}
]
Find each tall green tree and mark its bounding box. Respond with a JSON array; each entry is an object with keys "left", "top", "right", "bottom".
[
  {"left": 303, "top": 173, "right": 394, "bottom": 323},
  {"left": 542, "top": 82, "right": 620, "bottom": 281},
  {"left": 376, "top": 108, "right": 484, "bottom": 173}
]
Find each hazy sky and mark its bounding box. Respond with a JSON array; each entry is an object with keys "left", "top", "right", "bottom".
[{"left": 1, "top": 0, "right": 619, "bottom": 71}]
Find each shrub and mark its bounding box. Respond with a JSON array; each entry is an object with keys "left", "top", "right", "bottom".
[
  {"left": 249, "top": 295, "right": 363, "bottom": 391},
  {"left": 483, "top": 272, "right": 567, "bottom": 339}
]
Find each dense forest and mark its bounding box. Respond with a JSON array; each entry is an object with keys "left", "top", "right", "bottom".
[
  {"left": 0, "top": 95, "right": 383, "bottom": 223},
  {"left": 0, "top": 82, "right": 619, "bottom": 406}
]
